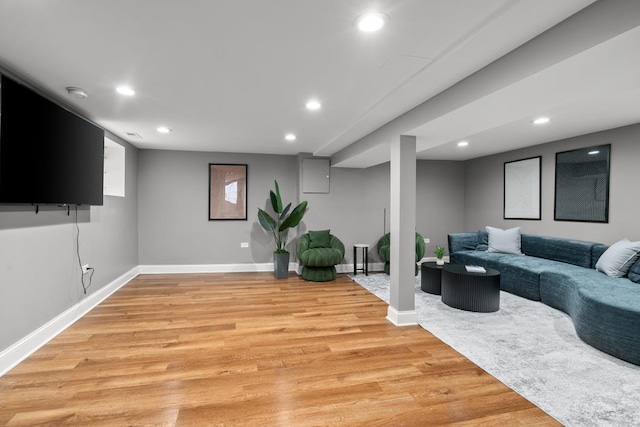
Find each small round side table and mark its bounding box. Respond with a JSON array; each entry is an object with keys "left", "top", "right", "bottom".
[
  {"left": 353, "top": 244, "right": 369, "bottom": 275},
  {"left": 421, "top": 262, "right": 444, "bottom": 294}
]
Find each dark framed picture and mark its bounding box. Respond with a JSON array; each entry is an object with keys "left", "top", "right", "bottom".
[
  {"left": 554, "top": 145, "right": 610, "bottom": 223},
  {"left": 504, "top": 156, "right": 541, "bottom": 220},
  {"left": 209, "top": 164, "right": 248, "bottom": 220}
]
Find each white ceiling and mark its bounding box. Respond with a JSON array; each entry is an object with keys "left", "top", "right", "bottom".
[
  {"left": 2, "top": 0, "right": 635, "bottom": 167},
  {"left": 411, "top": 21, "right": 640, "bottom": 162}
]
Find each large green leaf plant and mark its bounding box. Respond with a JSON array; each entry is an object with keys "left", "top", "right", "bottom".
[{"left": 257, "top": 181, "right": 308, "bottom": 253}]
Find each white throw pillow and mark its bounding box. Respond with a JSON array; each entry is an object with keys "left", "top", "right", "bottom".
[
  {"left": 486, "top": 226, "right": 523, "bottom": 255},
  {"left": 595, "top": 239, "right": 640, "bottom": 278}
]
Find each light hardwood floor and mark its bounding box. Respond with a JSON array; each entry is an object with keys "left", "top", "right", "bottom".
[{"left": 0, "top": 273, "right": 560, "bottom": 426}]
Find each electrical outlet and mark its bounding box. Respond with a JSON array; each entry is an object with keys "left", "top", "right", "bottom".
[
  {"left": 424, "top": 238, "right": 430, "bottom": 244},
  {"left": 82, "top": 264, "right": 90, "bottom": 274},
  {"left": 240, "top": 242, "right": 249, "bottom": 248}
]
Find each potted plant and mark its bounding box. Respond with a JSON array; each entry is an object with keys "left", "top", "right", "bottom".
[
  {"left": 258, "top": 180, "right": 308, "bottom": 278},
  {"left": 434, "top": 246, "right": 446, "bottom": 266}
]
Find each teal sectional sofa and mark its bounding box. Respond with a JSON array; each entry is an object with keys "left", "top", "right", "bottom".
[{"left": 448, "top": 231, "right": 640, "bottom": 366}]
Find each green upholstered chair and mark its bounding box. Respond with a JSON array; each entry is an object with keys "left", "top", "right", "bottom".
[
  {"left": 377, "top": 232, "right": 426, "bottom": 275},
  {"left": 296, "top": 230, "right": 345, "bottom": 282}
]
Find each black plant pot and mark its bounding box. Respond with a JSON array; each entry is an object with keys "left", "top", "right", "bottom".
[{"left": 273, "top": 252, "right": 290, "bottom": 279}]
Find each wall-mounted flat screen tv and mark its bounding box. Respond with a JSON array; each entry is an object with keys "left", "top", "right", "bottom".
[{"left": 0, "top": 74, "right": 104, "bottom": 206}]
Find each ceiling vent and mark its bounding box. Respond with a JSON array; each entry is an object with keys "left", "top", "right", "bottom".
[{"left": 125, "top": 132, "right": 143, "bottom": 139}]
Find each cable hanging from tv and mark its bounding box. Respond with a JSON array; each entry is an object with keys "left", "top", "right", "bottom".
[{"left": 75, "top": 206, "right": 94, "bottom": 295}]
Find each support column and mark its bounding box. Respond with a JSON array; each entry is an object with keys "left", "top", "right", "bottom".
[{"left": 387, "top": 135, "right": 417, "bottom": 326}]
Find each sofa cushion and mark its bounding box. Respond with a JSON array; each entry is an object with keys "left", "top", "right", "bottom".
[
  {"left": 540, "top": 268, "right": 640, "bottom": 365},
  {"left": 308, "top": 229, "right": 331, "bottom": 248},
  {"left": 538, "top": 263, "right": 593, "bottom": 313},
  {"left": 522, "top": 234, "right": 596, "bottom": 268},
  {"left": 486, "top": 226, "right": 523, "bottom": 255},
  {"left": 595, "top": 239, "right": 640, "bottom": 278},
  {"left": 628, "top": 258, "right": 640, "bottom": 283},
  {"left": 448, "top": 233, "right": 478, "bottom": 253},
  {"left": 477, "top": 230, "right": 488, "bottom": 251}
]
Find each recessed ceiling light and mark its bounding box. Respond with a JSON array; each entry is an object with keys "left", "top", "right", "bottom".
[
  {"left": 305, "top": 100, "right": 322, "bottom": 111},
  {"left": 588, "top": 150, "right": 600, "bottom": 155},
  {"left": 285, "top": 133, "right": 296, "bottom": 141},
  {"left": 116, "top": 86, "right": 135, "bottom": 96},
  {"left": 533, "top": 117, "right": 550, "bottom": 125},
  {"left": 356, "top": 12, "right": 387, "bottom": 32},
  {"left": 157, "top": 126, "right": 172, "bottom": 134},
  {"left": 457, "top": 141, "right": 469, "bottom": 147}
]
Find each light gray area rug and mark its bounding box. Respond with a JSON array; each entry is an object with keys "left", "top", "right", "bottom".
[{"left": 349, "top": 273, "right": 640, "bottom": 427}]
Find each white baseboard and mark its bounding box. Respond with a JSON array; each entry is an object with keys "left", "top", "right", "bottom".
[
  {"left": 0, "top": 266, "right": 139, "bottom": 377},
  {"left": 386, "top": 306, "right": 418, "bottom": 326},
  {"left": 138, "top": 263, "right": 300, "bottom": 274},
  {"left": 138, "top": 262, "right": 387, "bottom": 276}
]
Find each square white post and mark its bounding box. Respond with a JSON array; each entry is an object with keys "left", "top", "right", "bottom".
[{"left": 387, "top": 135, "right": 417, "bottom": 326}]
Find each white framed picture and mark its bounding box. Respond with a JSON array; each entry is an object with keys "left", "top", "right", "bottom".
[{"left": 504, "top": 156, "right": 541, "bottom": 220}]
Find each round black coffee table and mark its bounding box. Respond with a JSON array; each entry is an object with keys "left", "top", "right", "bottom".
[
  {"left": 421, "top": 262, "right": 444, "bottom": 295},
  {"left": 441, "top": 264, "right": 501, "bottom": 312}
]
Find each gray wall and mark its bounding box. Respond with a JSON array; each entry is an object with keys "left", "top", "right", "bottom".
[
  {"left": 464, "top": 123, "right": 640, "bottom": 245},
  {"left": 138, "top": 150, "right": 466, "bottom": 268},
  {"left": 299, "top": 159, "right": 465, "bottom": 265},
  {"left": 416, "top": 160, "right": 465, "bottom": 256},
  {"left": 0, "top": 136, "right": 138, "bottom": 352},
  {"left": 137, "top": 150, "right": 299, "bottom": 265},
  {"left": 299, "top": 162, "right": 391, "bottom": 265}
]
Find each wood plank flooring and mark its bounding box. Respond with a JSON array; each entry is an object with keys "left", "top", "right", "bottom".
[{"left": 0, "top": 273, "right": 561, "bottom": 426}]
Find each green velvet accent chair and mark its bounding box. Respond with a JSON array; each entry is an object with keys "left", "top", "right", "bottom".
[
  {"left": 297, "top": 231, "right": 345, "bottom": 282},
  {"left": 377, "top": 232, "right": 426, "bottom": 275}
]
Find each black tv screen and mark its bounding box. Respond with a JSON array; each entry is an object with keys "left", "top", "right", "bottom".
[{"left": 0, "top": 74, "right": 104, "bottom": 205}]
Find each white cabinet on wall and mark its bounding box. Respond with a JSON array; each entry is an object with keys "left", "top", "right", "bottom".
[
  {"left": 302, "top": 158, "right": 330, "bottom": 193},
  {"left": 103, "top": 137, "right": 125, "bottom": 197}
]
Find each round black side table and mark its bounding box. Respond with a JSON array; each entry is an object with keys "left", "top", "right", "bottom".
[
  {"left": 441, "top": 264, "right": 501, "bottom": 312},
  {"left": 421, "top": 262, "right": 444, "bottom": 295}
]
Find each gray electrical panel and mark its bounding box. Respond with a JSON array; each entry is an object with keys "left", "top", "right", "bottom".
[{"left": 302, "top": 158, "right": 330, "bottom": 193}]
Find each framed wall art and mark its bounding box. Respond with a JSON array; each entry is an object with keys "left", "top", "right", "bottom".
[
  {"left": 554, "top": 144, "right": 610, "bottom": 223},
  {"left": 209, "top": 164, "right": 247, "bottom": 220},
  {"left": 504, "top": 156, "right": 541, "bottom": 220}
]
